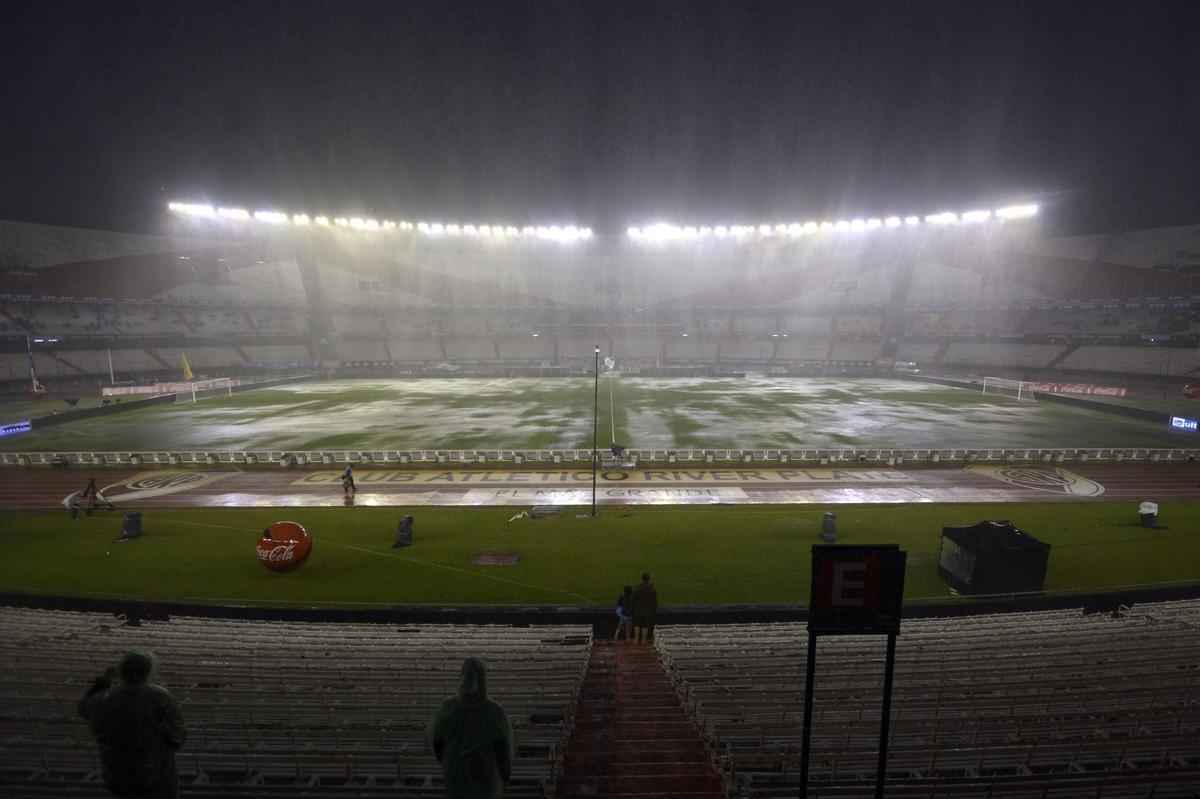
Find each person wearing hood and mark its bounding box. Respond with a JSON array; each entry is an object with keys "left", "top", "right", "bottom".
[
  {"left": 78, "top": 651, "right": 186, "bottom": 799},
  {"left": 428, "top": 657, "right": 514, "bottom": 798}
]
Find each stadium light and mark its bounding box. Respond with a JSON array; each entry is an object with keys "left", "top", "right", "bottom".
[
  {"left": 884, "top": 216, "right": 902, "bottom": 228},
  {"left": 218, "top": 207, "right": 250, "bottom": 221},
  {"left": 961, "top": 209, "right": 992, "bottom": 223},
  {"left": 254, "top": 210, "right": 289, "bottom": 224},
  {"left": 904, "top": 215, "right": 920, "bottom": 226},
  {"left": 714, "top": 226, "right": 729, "bottom": 237},
  {"left": 292, "top": 214, "right": 311, "bottom": 226},
  {"left": 834, "top": 220, "right": 851, "bottom": 232},
  {"left": 446, "top": 223, "right": 461, "bottom": 235},
  {"left": 996, "top": 203, "right": 1039, "bottom": 220},
  {"left": 506, "top": 226, "right": 519, "bottom": 237},
  {"left": 334, "top": 217, "right": 350, "bottom": 227},
  {"left": 820, "top": 221, "right": 834, "bottom": 232},
  {"left": 866, "top": 218, "right": 882, "bottom": 230},
  {"left": 803, "top": 221, "right": 819, "bottom": 234},
  {"left": 168, "top": 202, "right": 217, "bottom": 218},
  {"left": 522, "top": 226, "right": 535, "bottom": 236},
  {"left": 399, "top": 221, "right": 413, "bottom": 230},
  {"left": 430, "top": 223, "right": 445, "bottom": 234},
  {"left": 850, "top": 219, "right": 867, "bottom": 232},
  {"left": 382, "top": 220, "right": 396, "bottom": 230},
  {"left": 757, "top": 224, "right": 772, "bottom": 236},
  {"left": 315, "top": 216, "right": 330, "bottom": 226},
  {"left": 925, "top": 211, "right": 958, "bottom": 225}
]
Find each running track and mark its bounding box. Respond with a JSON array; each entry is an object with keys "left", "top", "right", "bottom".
[{"left": 1, "top": 463, "right": 1197, "bottom": 509}]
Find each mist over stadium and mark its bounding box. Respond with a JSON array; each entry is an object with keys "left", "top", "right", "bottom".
[{"left": 3, "top": 3, "right": 1200, "bottom": 798}]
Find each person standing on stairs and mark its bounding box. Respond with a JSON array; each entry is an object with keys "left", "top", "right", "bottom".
[
  {"left": 613, "top": 585, "right": 634, "bottom": 641},
  {"left": 632, "top": 572, "right": 658, "bottom": 644},
  {"left": 428, "top": 657, "right": 514, "bottom": 799}
]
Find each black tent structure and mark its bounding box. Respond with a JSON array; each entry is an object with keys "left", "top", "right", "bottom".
[{"left": 938, "top": 520, "right": 1051, "bottom": 595}]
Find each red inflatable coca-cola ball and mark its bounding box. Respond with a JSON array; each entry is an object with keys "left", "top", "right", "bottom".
[{"left": 256, "top": 521, "right": 312, "bottom": 572}]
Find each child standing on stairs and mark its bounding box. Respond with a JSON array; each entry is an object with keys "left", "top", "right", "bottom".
[{"left": 613, "top": 585, "right": 633, "bottom": 641}]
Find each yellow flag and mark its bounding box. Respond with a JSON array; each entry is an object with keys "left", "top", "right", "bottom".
[{"left": 181, "top": 352, "right": 194, "bottom": 381}]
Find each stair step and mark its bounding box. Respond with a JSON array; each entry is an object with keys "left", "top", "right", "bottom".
[
  {"left": 560, "top": 775, "right": 724, "bottom": 794},
  {"left": 554, "top": 791, "right": 720, "bottom": 796},
  {"left": 558, "top": 643, "right": 723, "bottom": 799}
]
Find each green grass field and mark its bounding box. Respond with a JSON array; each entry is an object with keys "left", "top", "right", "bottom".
[
  {"left": 2, "top": 502, "right": 1197, "bottom": 607},
  {"left": 0, "top": 377, "right": 1190, "bottom": 452}
]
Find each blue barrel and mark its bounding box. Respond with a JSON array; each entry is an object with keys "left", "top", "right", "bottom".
[{"left": 122, "top": 512, "right": 143, "bottom": 539}]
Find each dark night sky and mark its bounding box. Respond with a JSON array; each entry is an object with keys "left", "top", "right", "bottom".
[{"left": 4, "top": 1, "right": 1199, "bottom": 235}]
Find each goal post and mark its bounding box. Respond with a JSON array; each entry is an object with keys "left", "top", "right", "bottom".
[
  {"left": 188, "top": 377, "right": 236, "bottom": 403},
  {"left": 980, "top": 376, "right": 1037, "bottom": 401}
]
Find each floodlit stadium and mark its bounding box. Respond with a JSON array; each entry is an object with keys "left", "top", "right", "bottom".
[
  {"left": 13, "top": 2, "right": 1200, "bottom": 795},
  {"left": 2, "top": 191, "right": 1200, "bottom": 799}
]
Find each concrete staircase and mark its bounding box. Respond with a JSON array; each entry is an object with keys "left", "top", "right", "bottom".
[
  {"left": 558, "top": 641, "right": 724, "bottom": 799},
  {"left": 1045, "top": 341, "right": 1081, "bottom": 369}
]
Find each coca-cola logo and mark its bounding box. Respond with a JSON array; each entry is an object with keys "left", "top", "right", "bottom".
[{"left": 256, "top": 522, "right": 312, "bottom": 572}]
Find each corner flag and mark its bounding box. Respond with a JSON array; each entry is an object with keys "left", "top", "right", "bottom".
[{"left": 181, "top": 353, "right": 194, "bottom": 381}]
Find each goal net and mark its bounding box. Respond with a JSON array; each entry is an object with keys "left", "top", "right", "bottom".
[
  {"left": 980, "top": 376, "right": 1037, "bottom": 401},
  {"left": 182, "top": 378, "right": 236, "bottom": 403}
]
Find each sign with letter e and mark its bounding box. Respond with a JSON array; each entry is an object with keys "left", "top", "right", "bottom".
[{"left": 809, "top": 545, "right": 907, "bottom": 635}]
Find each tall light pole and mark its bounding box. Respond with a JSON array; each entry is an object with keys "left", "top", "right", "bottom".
[{"left": 592, "top": 346, "right": 600, "bottom": 517}]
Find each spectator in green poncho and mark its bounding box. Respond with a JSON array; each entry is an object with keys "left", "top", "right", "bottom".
[{"left": 428, "top": 657, "right": 514, "bottom": 799}]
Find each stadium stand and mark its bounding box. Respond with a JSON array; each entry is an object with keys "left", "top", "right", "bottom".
[
  {"left": 942, "top": 341, "right": 1067, "bottom": 370},
  {"left": 46, "top": 349, "right": 163, "bottom": 378},
  {"left": 895, "top": 341, "right": 943, "bottom": 364},
  {"left": 775, "top": 338, "right": 833, "bottom": 361},
  {"left": 336, "top": 340, "right": 391, "bottom": 362},
  {"left": 718, "top": 338, "right": 773, "bottom": 363},
  {"left": 154, "top": 347, "right": 246, "bottom": 371},
  {"left": 241, "top": 344, "right": 312, "bottom": 367},
  {"left": 1059, "top": 345, "right": 1200, "bottom": 377},
  {"left": 559, "top": 337, "right": 603, "bottom": 364},
  {"left": 611, "top": 333, "right": 664, "bottom": 363},
  {"left": 331, "top": 310, "right": 386, "bottom": 338},
  {"left": 656, "top": 601, "right": 1200, "bottom": 797},
  {"left": 442, "top": 337, "right": 499, "bottom": 361},
  {"left": 388, "top": 339, "right": 443, "bottom": 363},
  {"left": 0, "top": 608, "right": 592, "bottom": 798},
  {"left": 666, "top": 335, "right": 720, "bottom": 363},
  {"left": 828, "top": 339, "right": 883, "bottom": 362},
  {"left": 0, "top": 353, "right": 31, "bottom": 382},
  {"left": 496, "top": 335, "right": 554, "bottom": 363},
  {"left": 1, "top": 218, "right": 1198, "bottom": 387}
]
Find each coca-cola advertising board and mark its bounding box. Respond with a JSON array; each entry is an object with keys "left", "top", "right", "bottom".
[{"left": 257, "top": 521, "right": 312, "bottom": 572}]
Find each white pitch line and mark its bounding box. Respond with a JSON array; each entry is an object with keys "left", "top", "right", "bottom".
[
  {"left": 337, "top": 543, "right": 596, "bottom": 604},
  {"left": 159, "top": 519, "right": 597, "bottom": 604}
]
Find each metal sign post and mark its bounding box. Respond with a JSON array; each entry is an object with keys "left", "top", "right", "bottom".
[
  {"left": 800, "top": 545, "right": 907, "bottom": 799},
  {"left": 591, "top": 346, "right": 599, "bottom": 517}
]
